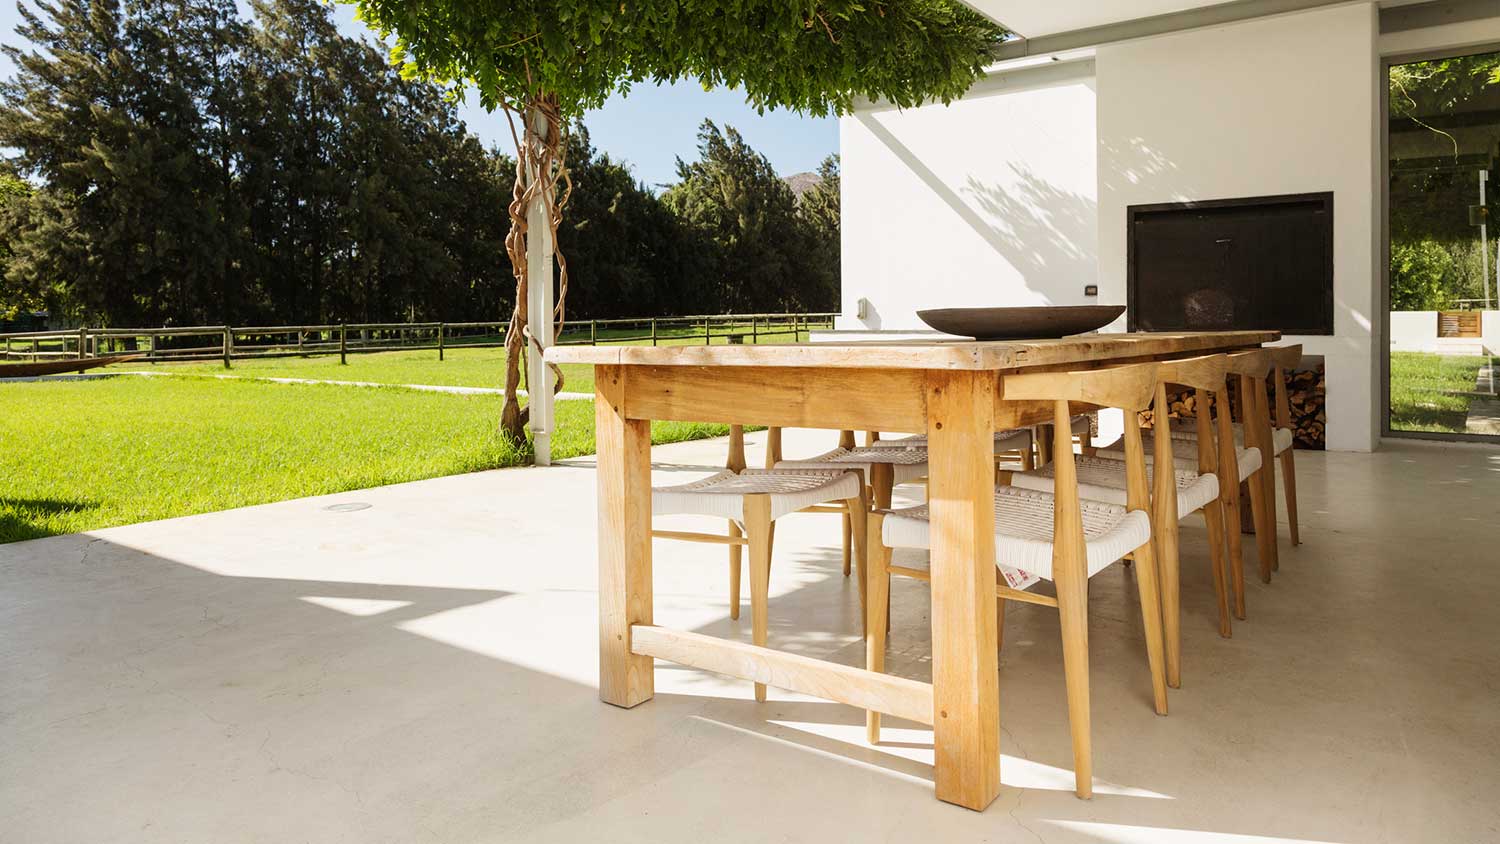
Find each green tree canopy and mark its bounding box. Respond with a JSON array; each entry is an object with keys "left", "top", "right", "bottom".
[
  {"left": 350, "top": 0, "right": 1005, "bottom": 442},
  {"left": 353, "top": 1, "right": 1004, "bottom": 116}
]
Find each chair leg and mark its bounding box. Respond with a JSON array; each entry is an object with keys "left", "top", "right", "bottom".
[
  {"left": 995, "top": 579, "right": 1007, "bottom": 655},
  {"left": 1034, "top": 425, "right": 1053, "bottom": 468},
  {"left": 1279, "top": 447, "right": 1301, "bottom": 546},
  {"left": 1221, "top": 482, "right": 1248, "bottom": 619},
  {"left": 1129, "top": 541, "right": 1171, "bottom": 715},
  {"left": 1201, "top": 499, "right": 1232, "bottom": 638},
  {"left": 728, "top": 519, "right": 743, "bottom": 621},
  {"left": 841, "top": 513, "right": 852, "bottom": 577},
  {"left": 1260, "top": 438, "right": 1279, "bottom": 574},
  {"left": 873, "top": 471, "right": 894, "bottom": 511},
  {"left": 846, "top": 491, "right": 869, "bottom": 631},
  {"left": 1243, "top": 376, "right": 1279, "bottom": 576},
  {"left": 865, "top": 512, "right": 890, "bottom": 744},
  {"left": 1246, "top": 463, "right": 1274, "bottom": 585},
  {"left": 1156, "top": 507, "right": 1182, "bottom": 690},
  {"left": 1056, "top": 568, "right": 1093, "bottom": 799},
  {"left": 744, "top": 495, "right": 774, "bottom": 703}
]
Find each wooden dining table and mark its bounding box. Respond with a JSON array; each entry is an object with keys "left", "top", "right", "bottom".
[{"left": 546, "top": 329, "right": 1278, "bottom": 811}]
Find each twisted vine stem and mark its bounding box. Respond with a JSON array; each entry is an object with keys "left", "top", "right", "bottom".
[{"left": 498, "top": 92, "right": 572, "bottom": 444}]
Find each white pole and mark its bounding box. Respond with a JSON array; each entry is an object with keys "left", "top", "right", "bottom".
[
  {"left": 526, "top": 107, "right": 556, "bottom": 466},
  {"left": 1481, "top": 170, "right": 1491, "bottom": 310}
]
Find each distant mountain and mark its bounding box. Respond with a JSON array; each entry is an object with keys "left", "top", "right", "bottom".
[{"left": 783, "top": 171, "right": 821, "bottom": 201}]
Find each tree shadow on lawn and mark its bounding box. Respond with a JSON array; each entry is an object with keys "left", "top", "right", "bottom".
[{"left": 0, "top": 497, "right": 101, "bottom": 544}]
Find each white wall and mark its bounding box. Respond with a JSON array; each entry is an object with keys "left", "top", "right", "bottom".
[
  {"left": 839, "top": 60, "right": 1098, "bottom": 332},
  {"left": 1391, "top": 310, "right": 1500, "bottom": 355},
  {"left": 1095, "top": 3, "right": 1381, "bottom": 451}
]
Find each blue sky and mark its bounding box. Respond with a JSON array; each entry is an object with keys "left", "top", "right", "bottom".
[{"left": 0, "top": 2, "right": 838, "bottom": 188}]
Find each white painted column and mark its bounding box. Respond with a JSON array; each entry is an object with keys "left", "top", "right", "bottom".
[{"left": 526, "top": 108, "right": 556, "bottom": 466}]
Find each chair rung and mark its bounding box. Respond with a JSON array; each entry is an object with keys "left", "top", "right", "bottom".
[
  {"left": 797, "top": 504, "right": 847, "bottom": 515},
  {"left": 888, "top": 565, "right": 1058, "bottom": 608},
  {"left": 651, "top": 529, "right": 748, "bottom": 546},
  {"left": 997, "top": 585, "right": 1058, "bottom": 608}
]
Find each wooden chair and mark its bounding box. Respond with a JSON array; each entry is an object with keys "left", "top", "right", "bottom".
[
  {"left": 1004, "top": 355, "right": 1236, "bottom": 691},
  {"left": 870, "top": 427, "right": 1037, "bottom": 474},
  {"left": 1098, "top": 348, "right": 1277, "bottom": 602},
  {"left": 655, "top": 427, "right": 868, "bottom": 701},
  {"left": 770, "top": 429, "right": 927, "bottom": 581},
  {"left": 865, "top": 362, "right": 1169, "bottom": 799},
  {"left": 1170, "top": 345, "right": 1302, "bottom": 548},
  {"left": 864, "top": 428, "right": 1038, "bottom": 467}
]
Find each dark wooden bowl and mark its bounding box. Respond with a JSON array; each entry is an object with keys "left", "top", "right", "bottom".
[{"left": 916, "top": 305, "right": 1126, "bottom": 340}]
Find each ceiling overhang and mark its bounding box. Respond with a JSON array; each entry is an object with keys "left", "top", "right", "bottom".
[{"left": 966, "top": 0, "right": 1249, "bottom": 38}]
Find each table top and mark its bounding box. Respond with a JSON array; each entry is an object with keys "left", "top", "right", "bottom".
[{"left": 546, "top": 330, "right": 1281, "bottom": 371}]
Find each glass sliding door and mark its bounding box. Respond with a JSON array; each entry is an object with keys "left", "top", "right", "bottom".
[{"left": 1387, "top": 48, "right": 1500, "bottom": 439}]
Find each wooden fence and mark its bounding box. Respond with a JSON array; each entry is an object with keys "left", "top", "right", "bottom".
[{"left": 0, "top": 313, "right": 838, "bottom": 368}]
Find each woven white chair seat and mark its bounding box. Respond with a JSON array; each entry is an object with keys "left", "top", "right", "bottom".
[
  {"left": 881, "top": 486, "right": 1150, "bottom": 591},
  {"left": 1008, "top": 456, "right": 1220, "bottom": 516},
  {"left": 877, "top": 427, "right": 1033, "bottom": 453},
  {"left": 1096, "top": 439, "right": 1263, "bottom": 482},
  {"left": 775, "top": 447, "right": 928, "bottom": 484},
  {"left": 1168, "top": 419, "right": 1293, "bottom": 455},
  {"left": 652, "top": 469, "right": 861, "bottom": 521}
]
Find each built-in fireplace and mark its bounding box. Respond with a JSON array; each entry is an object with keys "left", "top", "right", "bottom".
[{"left": 1126, "top": 192, "right": 1334, "bottom": 335}]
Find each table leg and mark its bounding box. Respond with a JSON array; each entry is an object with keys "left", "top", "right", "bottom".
[
  {"left": 596, "top": 364, "right": 654, "bottom": 708},
  {"left": 924, "top": 370, "right": 1001, "bottom": 811}
]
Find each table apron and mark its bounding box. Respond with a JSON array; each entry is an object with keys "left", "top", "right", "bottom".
[{"left": 619, "top": 363, "right": 928, "bottom": 432}]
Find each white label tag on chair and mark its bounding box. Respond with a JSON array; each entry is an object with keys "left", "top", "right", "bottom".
[{"left": 999, "top": 565, "right": 1041, "bottom": 592}]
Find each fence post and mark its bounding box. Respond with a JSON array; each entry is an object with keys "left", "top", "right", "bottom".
[
  {"left": 704, "top": 318, "right": 711, "bottom": 346},
  {"left": 339, "top": 324, "right": 347, "bottom": 365},
  {"left": 650, "top": 319, "right": 657, "bottom": 347},
  {"left": 590, "top": 320, "right": 597, "bottom": 345},
  {"left": 222, "top": 327, "right": 233, "bottom": 369},
  {"left": 751, "top": 317, "right": 758, "bottom": 345},
  {"left": 31, "top": 338, "right": 38, "bottom": 362},
  {"left": 149, "top": 331, "right": 156, "bottom": 362},
  {"left": 438, "top": 323, "right": 445, "bottom": 361},
  {"left": 77, "top": 327, "right": 87, "bottom": 359}
]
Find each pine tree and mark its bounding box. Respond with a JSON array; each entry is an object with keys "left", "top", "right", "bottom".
[
  {"left": 797, "top": 154, "right": 841, "bottom": 312},
  {"left": 664, "top": 121, "right": 805, "bottom": 313}
]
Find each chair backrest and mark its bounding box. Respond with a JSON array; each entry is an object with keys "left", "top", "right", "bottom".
[
  {"left": 1005, "top": 363, "right": 1162, "bottom": 576},
  {"left": 1269, "top": 344, "right": 1302, "bottom": 430},
  {"left": 1224, "top": 348, "right": 1273, "bottom": 378},
  {"left": 1000, "top": 361, "right": 1157, "bottom": 412},
  {"left": 1268, "top": 344, "right": 1302, "bottom": 370},
  {"left": 1157, "top": 353, "right": 1228, "bottom": 392}
]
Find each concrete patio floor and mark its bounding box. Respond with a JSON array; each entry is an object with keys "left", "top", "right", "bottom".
[{"left": 2, "top": 430, "right": 1498, "bottom": 843}]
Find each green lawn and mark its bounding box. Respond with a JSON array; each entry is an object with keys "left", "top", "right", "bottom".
[
  {"left": 1389, "top": 351, "right": 1489, "bottom": 433},
  {"left": 0, "top": 377, "right": 731, "bottom": 543}
]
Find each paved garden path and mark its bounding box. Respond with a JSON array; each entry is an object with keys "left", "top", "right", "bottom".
[{"left": 1464, "top": 363, "right": 1500, "bottom": 435}]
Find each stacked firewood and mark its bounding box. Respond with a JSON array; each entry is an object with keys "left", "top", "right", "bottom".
[{"left": 1136, "top": 361, "right": 1327, "bottom": 450}]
